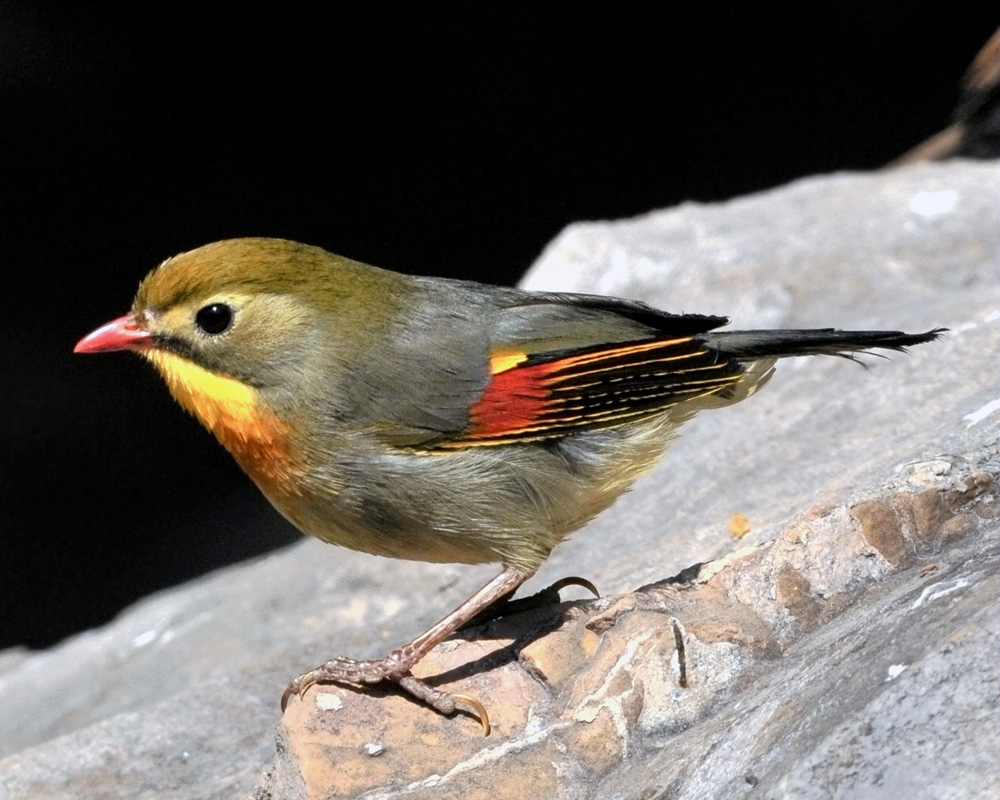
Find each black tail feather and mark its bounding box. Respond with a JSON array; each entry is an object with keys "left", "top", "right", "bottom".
[{"left": 705, "top": 327, "right": 946, "bottom": 360}]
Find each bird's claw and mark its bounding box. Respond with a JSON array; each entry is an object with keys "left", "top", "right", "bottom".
[
  {"left": 453, "top": 694, "right": 491, "bottom": 735},
  {"left": 547, "top": 575, "right": 600, "bottom": 599},
  {"left": 280, "top": 671, "right": 317, "bottom": 712},
  {"left": 280, "top": 663, "right": 491, "bottom": 735}
]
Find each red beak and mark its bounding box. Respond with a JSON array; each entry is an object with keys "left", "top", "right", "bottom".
[{"left": 74, "top": 313, "right": 155, "bottom": 354}]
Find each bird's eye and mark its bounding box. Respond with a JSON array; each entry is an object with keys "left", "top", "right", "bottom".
[{"left": 195, "top": 303, "right": 233, "bottom": 335}]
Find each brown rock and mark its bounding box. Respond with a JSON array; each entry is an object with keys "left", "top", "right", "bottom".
[
  {"left": 274, "top": 640, "right": 548, "bottom": 798},
  {"left": 519, "top": 615, "right": 600, "bottom": 692},
  {"left": 774, "top": 565, "right": 822, "bottom": 628},
  {"left": 896, "top": 489, "right": 953, "bottom": 547},
  {"left": 852, "top": 499, "right": 907, "bottom": 564},
  {"left": 562, "top": 706, "right": 627, "bottom": 779}
]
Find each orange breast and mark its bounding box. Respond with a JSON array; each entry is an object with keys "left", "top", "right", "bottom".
[{"left": 144, "top": 349, "right": 303, "bottom": 495}]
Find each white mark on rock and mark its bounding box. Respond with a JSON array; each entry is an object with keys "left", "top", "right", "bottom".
[
  {"left": 131, "top": 629, "right": 158, "bottom": 648},
  {"left": 315, "top": 692, "right": 343, "bottom": 710},
  {"left": 574, "top": 632, "right": 650, "bottom": 728},
  {"left": 911, "top": 576, "right": 972, "bottom": 609},
  {"left": 886, "top": 663, "right": 907, "bottom": 681},
  {"left": 908, "top": 189, "right": 958, "bottom": 216},
  {"left": 963, "top": 398, "right": 1000, "bottom": 428},
  {"left": 369, "top": 720, "right": 574, "bottom": 798}
]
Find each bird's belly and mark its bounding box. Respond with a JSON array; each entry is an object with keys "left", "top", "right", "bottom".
[{"left": 273, "top": 415, "right": 677, "bottom": 570}]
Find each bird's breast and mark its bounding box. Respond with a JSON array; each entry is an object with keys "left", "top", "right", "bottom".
[{"left": 144, "top": 349, "right": 303, "bottom": 494}]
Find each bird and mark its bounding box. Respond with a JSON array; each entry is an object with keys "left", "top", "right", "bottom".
[{"left": 75, "top": 237, "right": 942, "bottom": 733}]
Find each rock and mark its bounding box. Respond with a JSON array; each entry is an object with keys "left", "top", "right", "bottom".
[
  {"left": 259, "top": 460, "right": 998, "bottom": 799},
  {"left": 2, "top": 160, "right": 997, "bottom": 800}
]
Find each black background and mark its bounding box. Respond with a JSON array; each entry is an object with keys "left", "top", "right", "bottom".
[{"left": 1, "top": 6, "right": 994, "bottom": 650}]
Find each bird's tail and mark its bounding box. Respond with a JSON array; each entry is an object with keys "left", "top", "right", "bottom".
[
  {"left": 703, "top": 327, "right": 946, "bottom": 361},
  {"left": 680, "top": 326, "right": 944, "bottom": 413}
]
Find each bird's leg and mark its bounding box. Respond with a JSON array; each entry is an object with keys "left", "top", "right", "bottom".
[
  {"left": 282, "top": 566, "right": 532, "bottom": 732},
  {"left": 460, "top": 575, "right": 600, "bottom": 629}
]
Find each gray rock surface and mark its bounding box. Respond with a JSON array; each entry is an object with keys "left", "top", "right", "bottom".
[{"left": 1, "top": 160, "right": 997, "bottom": 799}]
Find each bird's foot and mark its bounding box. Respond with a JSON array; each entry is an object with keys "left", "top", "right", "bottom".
[
  {"left": 281, "top": 654, "right": 491, "bottom": 734},
  {"left": 280, "top": 568, "right": 533, "bottom": 736}
]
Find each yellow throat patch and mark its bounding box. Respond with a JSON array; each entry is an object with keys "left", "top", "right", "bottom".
[{"left": 143, "top": 349, "right": 299, "bottom": 490}]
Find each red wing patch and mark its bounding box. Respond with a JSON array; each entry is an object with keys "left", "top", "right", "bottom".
[{"left": 440, "top": 336, "right": 743, "bottom": 447}]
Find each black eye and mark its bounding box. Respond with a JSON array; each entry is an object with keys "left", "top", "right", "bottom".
[{"left": 195, "top": 303, "right": 233, "bottom": 335}]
